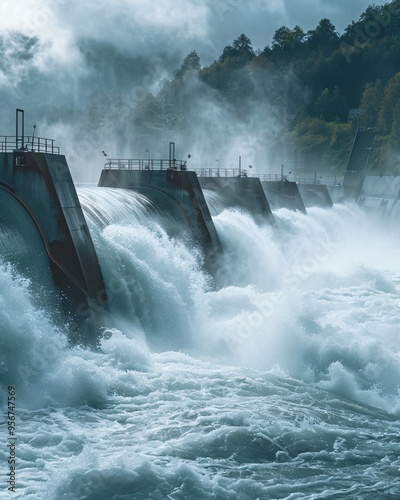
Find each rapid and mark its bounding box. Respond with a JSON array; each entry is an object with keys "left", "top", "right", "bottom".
[{"left": 0, "top": 188, "right": 399, "bottom": 499}]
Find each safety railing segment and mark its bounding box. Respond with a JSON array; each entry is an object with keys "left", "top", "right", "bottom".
[{"left": 0, "top": 136, "right": 60, "bottom": 154}]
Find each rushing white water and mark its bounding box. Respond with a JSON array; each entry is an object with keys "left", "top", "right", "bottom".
[{"left": 1, "top": 192, "right": 400, "bottom": 499}]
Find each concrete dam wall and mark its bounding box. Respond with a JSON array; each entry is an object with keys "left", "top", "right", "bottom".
[
  {"left": 260, "top": 180, "right": 307, "bottom": 214},
  {"left": 343, "top": 128, "right": 375, "bottom": 200},
  {"left": 358, "top": 176, "right": 400, "bottom": 220},
  {"left": 0, "top": 142, "right": 106, "bottom": 342},
  {"left": 198, "top": 176, "right": 276, "bottom": 225},
  {"left": 98, "top": 167, "right": 223, "bottom": 274},
  {"left": 0, "top": 184, "right": 57, "bottom": 306},
  {"left": 0, "top": 150, "right": 105, "bottom": 298},
  {"left": 297, "top": 183, "right": 333, "bottom": 208},
  {"left": 6, "top": 114, "right": 393, "bottom": 347}
]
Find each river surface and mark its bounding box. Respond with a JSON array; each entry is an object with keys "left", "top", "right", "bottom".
[{"left": 1, "top": 191, "right": 399, "bottom": 499}]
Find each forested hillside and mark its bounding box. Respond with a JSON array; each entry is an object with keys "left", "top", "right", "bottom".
[
  {"left": 132, "top": 0, "right": 400, "bottom": 175},
  {"left": 2, "top": 1, "right": 398, "bottom": 177}
]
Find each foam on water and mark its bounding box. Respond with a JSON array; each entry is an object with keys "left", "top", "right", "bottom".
[
  {"left": 1, "top": 193, "right": 400, "bottom": 498},
  {"left": 196, "top": 203, "right": 400, "bottom": 414}
]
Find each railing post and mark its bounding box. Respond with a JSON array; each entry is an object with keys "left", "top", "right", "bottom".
[
  {"left": 16, "top": 109, "right": 24, "bottom": 150},
  {"left": 169, "top": 142, "right": 175, "bottom": 170}
]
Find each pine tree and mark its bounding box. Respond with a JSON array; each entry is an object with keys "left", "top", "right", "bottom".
[
  {"left": 378, "top": 73, "right": 400, "bottom": 133},
  {"left": 359, "top": 80, "right": 383, "bottom": 127},
  {"left": 175, "top": 50, "right": 201, "bottom": 79}
]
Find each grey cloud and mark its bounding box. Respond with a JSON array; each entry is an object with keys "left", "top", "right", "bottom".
[{"left": 0, "top": 0, "right": 388, "bottom": 181}]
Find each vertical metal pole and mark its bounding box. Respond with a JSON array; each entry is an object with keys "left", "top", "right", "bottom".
[
  {"left": 31, "top": 125, "right": 36, "bottom": 150},
  {"left": 169, "top": 142, "right": 175, "bottom": 169},
  {"left": 239, "top": 156, "right": 241, "bottom": 176},
  {"left": 16, "top": 109, "right": 25, "bottom": 150},
  {"left": 281, "top": 163, "right": 284, "bottom": 181}
]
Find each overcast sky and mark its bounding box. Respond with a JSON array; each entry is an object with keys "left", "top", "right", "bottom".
[
  {"left": 0, "top": 0, "right": 389, "bottom": 68},
  {"left": 0, "top": 0, "right": 392, "bottom": 176}
]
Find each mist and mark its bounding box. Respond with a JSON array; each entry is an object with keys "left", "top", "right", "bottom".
[{"left": 0, "top": 0, "right": 387, "bottom": 182}]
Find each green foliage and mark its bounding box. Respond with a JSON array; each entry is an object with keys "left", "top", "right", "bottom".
[
  {"left": 130, "top": 0, "right": 400, "bottom": 173},
  {"left": 307, "top": 19, "right": 339, "bottom": 52},
  {"left": 175, "top": 50, "right": 201, "bottom": 79},
  {"left": 290, "top": 117, "right": 355, "bottom": 172},
  {"left": 219, "top": 33, "right": 255, "bottom": 63},
  {"left": 312, "top": 86, "right": 349, "bottom": 122},
  {"left": 360, "top": 80, "right": 383, "bottom": 127},
  {"left": 378, "top": 72, "right": 400, "bottom": 132}
]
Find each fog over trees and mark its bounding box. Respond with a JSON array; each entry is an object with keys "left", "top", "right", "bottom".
[{"left": 1, "top": 1, "right": 399, "bottom": 178}]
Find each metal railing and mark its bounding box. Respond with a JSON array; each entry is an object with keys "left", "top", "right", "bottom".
[
  {"left": 101, "top": 160, "right": 337, "bottom": 185},
  {"left": 103, "top": 158, "right": 188, "bottom": 170},
  {"left": 296, "top": 178, "right": 322, "bottom": 185},
  {"left": 194, "top": 168, "right": 249, "bottom": 178},
  {"left": 251, "top": 174, "right": 289, "bottom": 182},
  {"left": 0, "top": 136, "right": 60, "bottom": 154},
  {"left": 102, "top": 160, "right": 254, "bottom": 177}
]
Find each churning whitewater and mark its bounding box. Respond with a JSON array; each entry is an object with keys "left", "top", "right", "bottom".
[{"left": 1, "top": 190, "right": 400, "bottom": 499}]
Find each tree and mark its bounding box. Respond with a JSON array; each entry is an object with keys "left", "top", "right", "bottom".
[
  {"left": 270, "top": 25, "right": 305, "bottom": 62},
  {"left": 232, "top": 33, "right": 255, "bottom": 60},
  {"left": 307, "top": 19, "right": 339, "bottom": 51},
  {"left": 175, "top": 50, "right": 201, "bottom": 79},
  {"left": 219, "top": 33, "right": 255, "bottom": 63},
  {"left": 360, "top": 80, "right": 383, "bottom": 127},
  {"left": 391, "top": 98, "right": 400, "bottom": 148},
  {"left": 272, "top": 26, "right": 291, "bottom": 50},
  {"left": 378, "top": 73, "right": 400, "bottom": 132},
  {"left": 313, "top": 85, "right": 348, "bottom": 122}
]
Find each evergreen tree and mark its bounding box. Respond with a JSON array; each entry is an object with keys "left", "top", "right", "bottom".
[
  {"left": 306, "top": 18, "right": 339, "bottom": 51},
  {"left": 378, "top": 73, "right": 400, "bottom": 132},
  {"left": 390, "top": 98, "right": 400, "bottom": 147},
  {"left": 219, "top": 33, "right": 254, "bottom": 63},
  {"left": 175, "top": 50, "right": 201, "bottom": 79},
  {"left": 360, "top": 80, "right": 383, "bottom": 127},
  {"left": 270, "top": 25, "right": 305, "bottom": 60},
  {"left": 313, "top": 86, "right": 348, "bottom": 122}
]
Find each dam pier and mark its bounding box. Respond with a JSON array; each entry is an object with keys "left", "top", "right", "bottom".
[
  {"left": 0, "top": 111, "right": 106, "bottom": 342},
  {"left": 2, "top": 111, "right": 393, "bottom": 345}
]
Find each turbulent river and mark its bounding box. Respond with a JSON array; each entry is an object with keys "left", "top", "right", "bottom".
[{"left": 0, "top": 188, "right": 399, "bottom": 499}]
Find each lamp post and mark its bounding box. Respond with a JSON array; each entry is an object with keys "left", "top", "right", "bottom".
[{"left": 31, "top": 124, "right": 36, "bottom": 150}]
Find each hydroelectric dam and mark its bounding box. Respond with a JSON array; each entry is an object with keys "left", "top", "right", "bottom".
[
  {"left": 2, "top": 113, "right": 400, "bottom": 498},
  {"left": 0, "top": 115, "right": 388, "bottom": 346}
]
